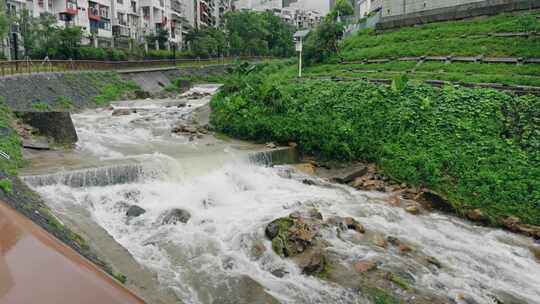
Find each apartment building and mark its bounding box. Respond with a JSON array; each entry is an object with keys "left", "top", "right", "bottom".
[
  {"left": 277, "top": 7, "right": 322, "bottom": 28},
  {"left": 1, "top": 0, "right": 229, "bottom": 57},
  {"left": 354, "top": 0, "right": 382, "bottom": 18}
]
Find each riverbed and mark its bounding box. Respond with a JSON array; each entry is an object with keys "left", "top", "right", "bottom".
[{"left": 21, "top": 85, "right": 540, "bottom": 304}]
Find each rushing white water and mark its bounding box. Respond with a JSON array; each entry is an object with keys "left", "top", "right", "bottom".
[{"left": 27, "top": 85, "right": 540, "bottom": 304}]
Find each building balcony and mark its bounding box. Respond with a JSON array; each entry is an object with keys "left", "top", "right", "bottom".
[
  {"left": 98, "top": 28, "right": 112, "bottom": 38},
  {"left": 88, "top": 7, "right": 100, "bottom": 20},
  {"left": 113, "top": 24, "right": 130, "bottom": 37},
  {"left": 65, "top": 1, "right": 78, "bottom": 15}
]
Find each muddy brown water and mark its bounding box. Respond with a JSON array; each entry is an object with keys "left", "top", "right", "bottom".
[{"left": 0, "top": 201, "right": 144, "bottom": 304}]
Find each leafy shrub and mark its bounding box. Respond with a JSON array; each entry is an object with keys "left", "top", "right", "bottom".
[
  {"left": 210, "top": 63, "right": 540, "bottom": 225},
  {"left": 79, "top": 47, "right": 107, "bottom": 60},
  {"left": 0, "top": 178, "right": 12, "bottom": 193},
  {"left": 79, "top": 47, "right": 128, "bottom": 61}
]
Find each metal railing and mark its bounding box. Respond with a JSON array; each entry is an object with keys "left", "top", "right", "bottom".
[
  {"left": 0, "top": 150, "right": 10, "bottom": 160},
  {"left": 0, "top": 56, "right": 275, "bottom": 77}
]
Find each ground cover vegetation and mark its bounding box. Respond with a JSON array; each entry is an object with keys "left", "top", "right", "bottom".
[
  {"left": 0, "top": 98, "right": 23, "bottom": 175},
  {"left": 210, "top": 61, "right": 540, "bottom": 226},
  {"left": 303, "top": 10, "right": 540, "bottom": 87},
  {"left": 340, "top": 11, "right": 540, "bottom": 60}
]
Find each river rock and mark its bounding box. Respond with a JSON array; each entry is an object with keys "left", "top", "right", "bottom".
[
  {"left": 426, "top": 256, "right": 442, "bottom": 268},
  {"left": 465, "top": 208, "right": 488, "bottom": 222},
  {"left": 251, "top": 240, "right": 266, "bottom": 259},
  {"left": 530, "top": 246, "right": 540, "bottom": 262},
  {"left": 266, "top": 212, "right": 320, "bottom": 257},
  {"left": 372, "top": 234, "right": 388, "bottom": 248},
  {"left": 404, "top": 204, "right": 421, "bottom": 215},
  {"left": 293, "top": 163, "right": 316, "bottom": 175},
  {"left": 353, "top": 259, "right": 377, "bottom": 273},
  {"left": 293, "top": 247, "right": 327, "bottom": 275},
  {"left": 331, "top": 164, "right": 368, "bottom": 184},
  {"left": 344, "top": 217, "right": 365, "bottom": 233},
  {"left": 126, "top": 205, "right": 146, "bottom": 217},
  {"left": 417, "top": 190, "right": 455, "bottom": 212},
  {"left": 161, "top": 208, "right": 191, "bottom": 225},
  {"left": 501, "top": 216, "right": 521, "bottom": 232}
]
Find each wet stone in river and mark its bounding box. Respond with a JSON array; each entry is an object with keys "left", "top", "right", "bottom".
[
  {"left": 126, "top": 205, "right": 146, "bottom": 217},
  {"left": 161, "top": 208, "right": 191, "bottom": 225}
]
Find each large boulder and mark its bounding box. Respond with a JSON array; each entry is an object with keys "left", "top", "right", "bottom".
[
  {"left": 161, "top": 208, "right": 191, "bottom": 225},
  {"left": 126, "top": 205, "right": 146, "bottom": 217},
  {"left": 266, "top": 215, "right": 317, "bottom": 257},
  {"left": 265, "top": 210, "right": 330, "bottom": 276}
]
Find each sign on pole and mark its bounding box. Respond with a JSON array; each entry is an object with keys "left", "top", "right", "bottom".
[{"left": 293, "top": 30, "right": 310, "bottom": 78}]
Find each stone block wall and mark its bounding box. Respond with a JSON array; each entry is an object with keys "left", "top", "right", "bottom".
[{"left": 377, "top": 0, "right": 540, "bottom": 30}]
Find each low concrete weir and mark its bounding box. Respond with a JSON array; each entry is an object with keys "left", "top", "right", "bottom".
[
  {"left": 22, "top": 163, "right": 149, "bottom": 188},
  {"left": 0, "top": 200, "right": 144, "bottom": 304},
  {"left": 248, "top": 146, "right": 299, "bottom": 166}
]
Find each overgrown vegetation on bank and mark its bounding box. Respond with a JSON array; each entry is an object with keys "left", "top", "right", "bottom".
[
  {"left": 302, "top": 10, "right": 540, "bottom": 87},
  {"left": 0, "top": 98, "right": 23, "bottom": 175},
  {"left": 210, "top": 62, "right": 540, "bottom": 226}
]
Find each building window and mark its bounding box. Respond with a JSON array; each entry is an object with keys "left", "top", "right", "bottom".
[{"left": 117, "top": 0, "right": 123, "bottom": 4}]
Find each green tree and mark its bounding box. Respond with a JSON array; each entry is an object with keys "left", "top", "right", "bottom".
[
  {"left": 303, "top": 20, "right": 344, "bottom": 64},
  {"left": 33, "top": 13, "right": 60, "bottom": 58},
  {"left": 224, "top": 11, "right": 293, "bottom": 57},
  {"left": 57, "top": 26, "right": 82, "bottom": 59},
  {"left": 327, "top": 0, "right": 354, "bottom": 22},
  {"left": 145, "top": 28, "right": 169, "bottom": 50},
  {"left": 17, "top": 9, "right": 37, "bottom": 56},
  {"left": 0, "top": 6, "right": 8, "bottom": 39}
]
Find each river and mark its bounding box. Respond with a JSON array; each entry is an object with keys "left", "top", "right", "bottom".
[{"left": 21, "top": 85, "right": 540, "bottom": 304}]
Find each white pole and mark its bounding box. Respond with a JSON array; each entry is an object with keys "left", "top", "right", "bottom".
[{"left": 298, "top": 39, "right": 302, "bottom": 78}]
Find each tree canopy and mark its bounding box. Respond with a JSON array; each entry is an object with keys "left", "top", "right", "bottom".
[
  {"left": 0, "top": 5, "right": 8, "bottom": 38},
  {"left": 187, "top": 11, "right": 294, "bottom": 58},
  {"left": 326, "top": 0, "right": 354, "bottom": 22}
]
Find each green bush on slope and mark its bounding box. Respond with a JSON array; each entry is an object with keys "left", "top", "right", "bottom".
[{"left": 210, "top": 63, "right": 540, "bottom": 225}]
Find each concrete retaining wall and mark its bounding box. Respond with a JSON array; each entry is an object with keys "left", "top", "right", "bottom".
[
  {"left": 0, "top": 65, "right": 231, "bottom": 111},
  {"left": 119, "top": 64, "right": 231, "bottom": 93},
  {"left": 377, "top": 0, "right": 540, "bottom": 30},
  {"left": 0, "top": 72, "right": 113, "bottom": 111}
]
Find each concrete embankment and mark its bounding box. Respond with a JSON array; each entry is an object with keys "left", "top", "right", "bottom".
[{"left": 0, "top": 65, "right": 231, "bottom": 111}]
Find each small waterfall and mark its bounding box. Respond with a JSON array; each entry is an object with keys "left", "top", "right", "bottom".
[
  {"left": 22, "top": 163, "right": 156, "bottom": 188},
  {"left": 248, "top": 147, "right": 299, "bottom": 166}
]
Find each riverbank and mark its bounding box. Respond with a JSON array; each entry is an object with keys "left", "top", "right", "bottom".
[{"left": 210, "top": 62, "right": 540, "bottom": 231}]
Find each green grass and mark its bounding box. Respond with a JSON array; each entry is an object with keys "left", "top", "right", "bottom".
[
  {"left": 54, "top": 96, "right": 75, "bottom": 110},
  {"left": 112, "top": 272, "right": 127, "bottom": 284},
  {"left": 90, "top": 72, "right": 140, "bottom": 106},
  {"left": 340, "top": 11, "right": 540, "bottom": 61},
  {"left": 210, "top": 62, "right": 540, "bottom": 227},
  {"left": 31, "top": 101, "right": 52, "bottom": 111}
]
